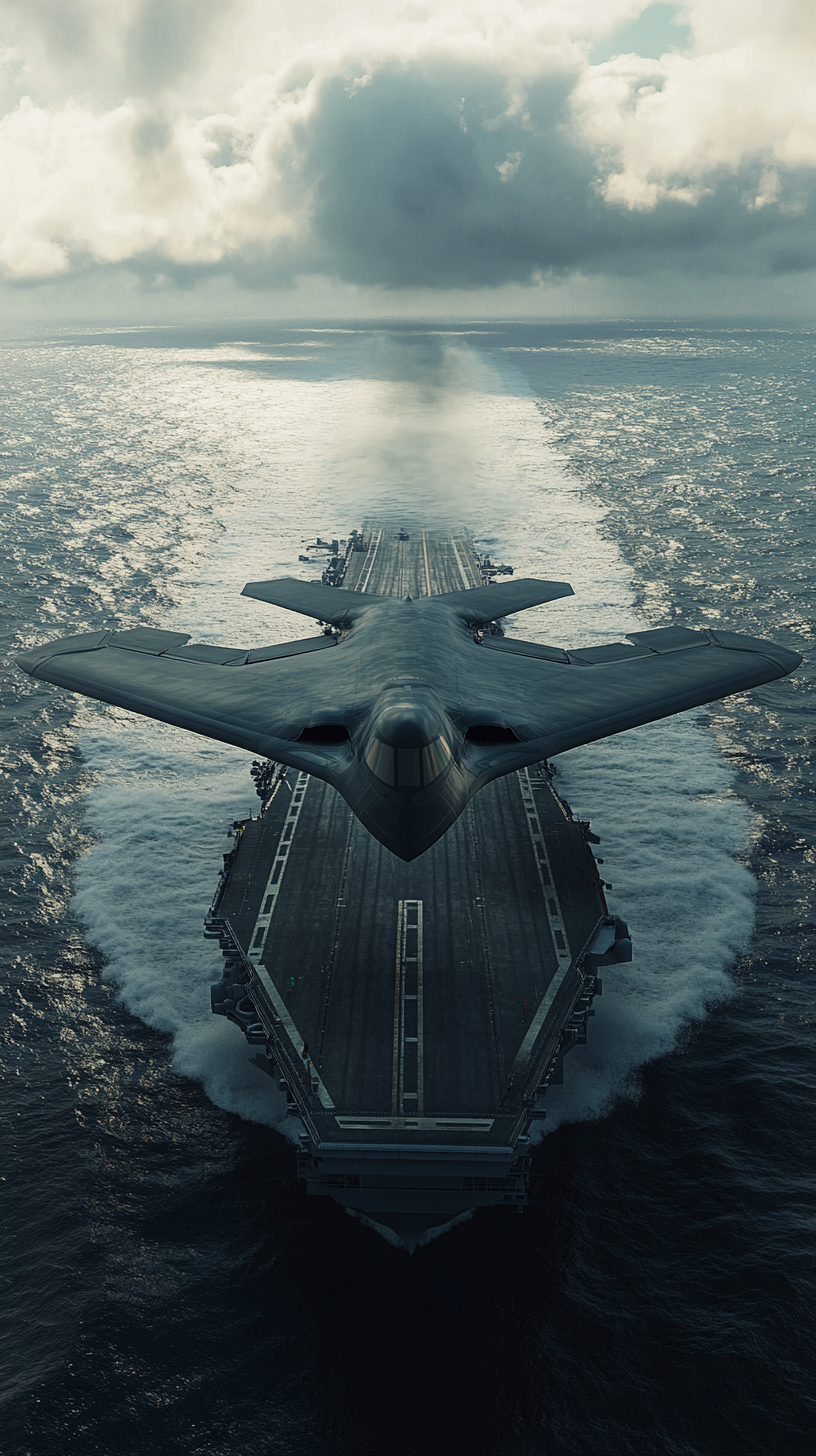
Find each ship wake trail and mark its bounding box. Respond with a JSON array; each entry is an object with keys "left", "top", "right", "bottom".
[
  {"left": 448, "top": 358, "right": 758, "bottom": 1133},
  {"left": 545, "top": 720, "right": 754, "bottom": 1133}
]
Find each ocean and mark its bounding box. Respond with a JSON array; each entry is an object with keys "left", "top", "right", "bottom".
[{"left": 1, "top": 319, "right": 813, "bottom": 1455}]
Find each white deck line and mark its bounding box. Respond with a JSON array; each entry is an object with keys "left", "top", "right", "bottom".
[
  {"left": 518, "top": 769, "right": 572, "bottom": 966},
  {"left": 420, "top": 528, "right": 433, "bottom": 595},
  {"left": 512, "top": 769, "right": 576, "bottom": 1072},
  {"left": 416, "top": 902, "right": 425, "bottom": 1115},
  {"left": 358, "top": 529, "right": 383, "bottom": 593},
  {"left": 391, "top": 902, "right": 403, "bottom": 1116},
  {"left": 395, "top": 900, "right": 424, "bottom": 1115},
  {"left": 334, "top": 1117, "right": 495, "bottom": 1131},
  {"left": 246, "top": 772, "right": 310, "bottom": 956},
  {"left": 450, "top": 536, "right": 474, "bottom": 589},
  {"left": 244, "top": 772, "right": 335, "bottom": 1110}
]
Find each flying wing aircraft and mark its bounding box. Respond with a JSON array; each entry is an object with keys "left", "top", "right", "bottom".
[{"left": 16, "top": 577, "right": 801, "bottom": 860}]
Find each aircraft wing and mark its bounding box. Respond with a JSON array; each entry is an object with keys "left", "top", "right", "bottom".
[
  {"left": 241, "top": 577, "right": 389, "bottom": 624},
  {"left": 433, "top": 578, "right": 574, "bottom": 623},
  {"left": 240, "top": 575, "right": 574, "bottom": 625},
  {"left": 15, "top": 626, "right": 353, "bottom": 773},
  {"left": 473, "top": 625, "right": 801, "bottom": 769}
]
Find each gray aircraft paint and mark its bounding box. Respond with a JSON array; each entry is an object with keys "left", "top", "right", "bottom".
[{"left": 16, "top": 576, "right": 801, "bottom": 861}]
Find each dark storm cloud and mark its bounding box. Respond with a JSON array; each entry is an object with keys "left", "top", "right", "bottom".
[
  {"left": 240, "top": 63, "right": 815, "bottom": 289},
  {"left": 298, "top": 68, "right": 591, "bottom": 286}
]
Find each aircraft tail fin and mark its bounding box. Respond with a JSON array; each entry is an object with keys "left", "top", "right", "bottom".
[
  {"left": 242, "top": 578, "right": 388, "bottom": 625},
  {"left": 242, "top": 575, "right": 573, "bottom": 627},
  {"left": 433, "top": 578, "right": 574, "bottom": 624}
]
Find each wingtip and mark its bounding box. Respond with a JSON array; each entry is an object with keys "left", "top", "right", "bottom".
[
  {"left": 15, "top": 629, "right": 111, "bottom": 675},
  {"left": 510, "top": 577, "right": 575, "bottom": 604},
  {"left": 780, "top": 648, "right": 804, "bottom": 675},
  {"left": 15, "top": 648, "right": 42, "bottom": 676},
  {"left": 708, "top": 629, "right": 804, "bottom": 677}
]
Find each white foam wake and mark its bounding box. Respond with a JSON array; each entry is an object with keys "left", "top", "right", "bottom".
[
  {"left": 71, "top": 334, "right": 754, "bottom": 1136},
  {"left": 469, "top": 353, "right": 754, "bottom": 1133}
]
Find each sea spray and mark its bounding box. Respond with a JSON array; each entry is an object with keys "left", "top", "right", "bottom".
[{"left": 467, "top": 358, "right": 755, "bottom": 1131}]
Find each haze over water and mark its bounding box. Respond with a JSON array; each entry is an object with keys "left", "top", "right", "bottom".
[{"left": 2, "top": 320, "right": 813, "bottom": 1455}]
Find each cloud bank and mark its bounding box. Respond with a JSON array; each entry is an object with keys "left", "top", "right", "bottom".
[{"left": 1, "top": 1, "right": 814, "bottom": 297}]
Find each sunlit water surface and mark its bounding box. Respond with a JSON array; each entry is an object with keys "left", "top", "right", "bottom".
[{"left": 2, "top": 321, "right": 812, "bottom": 1456}]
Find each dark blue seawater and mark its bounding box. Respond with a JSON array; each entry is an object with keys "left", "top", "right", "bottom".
[{"left": 1, "top": 321, "right": 813, "bottom": 1456}]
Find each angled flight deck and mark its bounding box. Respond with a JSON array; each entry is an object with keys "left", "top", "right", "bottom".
[{"left": 207, "top": 527, "right": 619, "bottom": 1245}]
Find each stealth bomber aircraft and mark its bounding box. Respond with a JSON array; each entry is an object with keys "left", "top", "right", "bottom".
[{"left": 17, "top": 576, "right": 801, "bottom": 860}]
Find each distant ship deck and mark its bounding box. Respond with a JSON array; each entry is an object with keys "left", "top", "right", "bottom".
[{"left": 207, "top": 527, "right": 623, "bottom": 1246}]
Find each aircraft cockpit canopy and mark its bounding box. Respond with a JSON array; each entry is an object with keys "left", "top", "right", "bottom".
[{"left": 365, "top": 734, "right": 452, "bottom": 789}]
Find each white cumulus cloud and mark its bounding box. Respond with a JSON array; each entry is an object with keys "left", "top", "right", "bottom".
[{"left": 0, "top": 1, "right": 813, "bottom": 290}]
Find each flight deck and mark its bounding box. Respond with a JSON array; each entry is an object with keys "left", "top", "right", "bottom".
[{"left": 206, "top": 527, "right": 626, "bottom": 1245}]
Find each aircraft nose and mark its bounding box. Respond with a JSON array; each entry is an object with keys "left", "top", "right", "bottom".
[
  {"left": 352, "top": 690, "right": 469, "bottom": 858},
  {"left": 363, "top": 691, "right": 454, "bottom": 792},
  {"left": 359, "top": 780, "right": 469, "bottom": 861},
  {"left": 369, "top": 692, "right": 445, "bottom": 747}
]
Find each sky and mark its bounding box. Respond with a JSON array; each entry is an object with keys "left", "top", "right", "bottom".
[{"left": 1, "top": 0, "right": 814, "bottom": 319}]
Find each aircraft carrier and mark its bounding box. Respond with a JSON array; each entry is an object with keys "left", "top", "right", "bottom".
[{"left": 206, "top": 527, "right": 630, "bottom": 1249}]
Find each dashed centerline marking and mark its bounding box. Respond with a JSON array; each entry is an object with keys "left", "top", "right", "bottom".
[
  {"left": 244, "top": 773, "right": 336, "bottom": 1110},
  {"left": 450, "top": 536, "right": 474, "bottom": 589},
  {"left": 247, "top": 772, "right": 310, "bottom": 961},
  {"left": 518, "top": 768, "right": 572, "bottom": 966},
  {"left": 392, "top": 900, "right": 424, "bottom": 1115},
  {"left": 511, "top": 768, "right": 576, "bottom": 1075}
]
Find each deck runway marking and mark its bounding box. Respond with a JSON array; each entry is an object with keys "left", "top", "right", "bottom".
[
  {"left": 450, "top": 536, "right": 473, "bottom": 590},
  {"left": 242, "top": 772, "right": 336, "bottom": 1109},
  {"left": 518, "top": 769, "right": 572, "bottom": 967},
  {"left": 420, "top": 529, "right": 433, "bottom": 596},
  {"left": 391, "top": 902, "right": 403, "bottom": 1116},
  {"left": 358, "top": 529, "right": 383, "bottom": 593},
  {"left": 510, "top": 769, "right": 579, "bottom": 1076},
  {"left": 416, "top": 902, "right": 422, "bottom": 1118},
  {"left": 246, "top": 772, "right": 310, "bottom": 962},
  {"left": 392, "top": 900, "right": 424, "bottom": 1116},
  {"left": 334, "top": 1116, "right": 495, "bottom": 1131}
]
